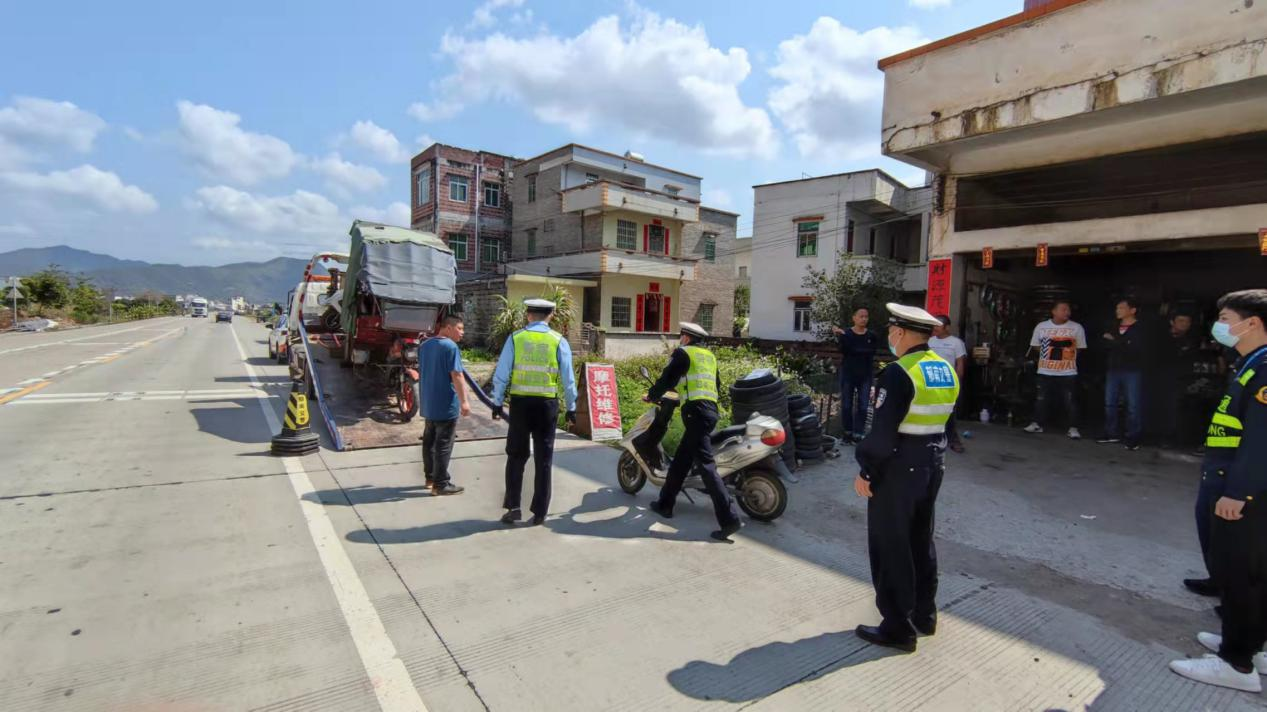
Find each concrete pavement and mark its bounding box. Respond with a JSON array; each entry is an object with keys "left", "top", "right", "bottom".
[{"left": 1, "top": 317, "right": 1263, "bottom": 710}]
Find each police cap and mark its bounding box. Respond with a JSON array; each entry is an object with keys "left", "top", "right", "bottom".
[
  {"left": 679, "top": 321, "right": 709, "bottom": 339},
  {"left": 885, "top": 302, "right": 941, "bottom": 333},
  {"left": 524, "top": 298, "right": 556, "bottom": 314}
]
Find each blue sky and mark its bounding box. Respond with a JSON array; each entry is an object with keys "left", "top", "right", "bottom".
[{"left": 0, "top": 0, "right": 1016, "bottom": 265}]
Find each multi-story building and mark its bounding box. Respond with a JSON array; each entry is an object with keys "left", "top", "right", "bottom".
[
  {"left": 409, "top": 143, "right": 515, "bottom": 275},
  {"left": 749, "top": 170, "right": 931, "bottom": 342},
  {"left": 733, "top": 237, "right": 752, "bottom": 286},
  {"left": 879, "top": 0, "right": 1267, "bottom": 331},
  {"left": 503, "top": 144, "right": 734, "bottom": 357}
]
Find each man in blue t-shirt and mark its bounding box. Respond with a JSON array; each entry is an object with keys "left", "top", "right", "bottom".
[{"left": 419, "top": 314, "right": 470, "bottom": 495}]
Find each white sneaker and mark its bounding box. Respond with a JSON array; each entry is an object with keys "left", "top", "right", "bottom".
[
  {"left": 1197, "top": 632, "right": 1267, "bottom": 674},
  {"left": 1170, "top": 654, "right": 1263, "bottom": 692},
  {"left": 1023, "top": 422, "right": 1043, "bottom": 434},
  {"left": 1067, "top": 427, "right": 1082, "bottom": 440}
]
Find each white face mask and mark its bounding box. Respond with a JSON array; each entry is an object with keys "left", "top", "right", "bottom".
[
  {"left": 1212, "top": 319, "right": 1249, "bottom": 348},
  {"left": 887, "top": 330, "right": 900, "bottom": 356}
]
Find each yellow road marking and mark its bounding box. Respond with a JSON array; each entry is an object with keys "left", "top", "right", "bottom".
[{"left": 0, "top": 380, "right": 51, "bottom": 406}]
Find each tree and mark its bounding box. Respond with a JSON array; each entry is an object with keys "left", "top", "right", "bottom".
[
  {"left": 21, "top": 268, "right": 72, "bottom": 312},
  {"left": 487, "top": 283, "right": 577, "bottom": 351},
  {"left": 734, "top": 283, "right": 750, "bottom": 317},
  {"left": 801, "top": 254, "right": 905, "bottom": 341},
  {"left": 69, "top": 279, "right": 104, "bottom": 323}
]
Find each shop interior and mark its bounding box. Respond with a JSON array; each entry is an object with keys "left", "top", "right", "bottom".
[{"left": 955, "top": 235, "right": 1264, "bottom": 444}]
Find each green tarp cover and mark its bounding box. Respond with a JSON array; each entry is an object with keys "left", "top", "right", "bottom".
[{"left": 340, "top": 220, "right": 457, "bottom": 336}]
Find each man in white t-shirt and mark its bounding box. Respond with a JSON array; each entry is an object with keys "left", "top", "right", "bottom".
[
  {"left": 930, "top": 315, "right": 968, "bottom": 453},
  {"left": 1024, "top": 301, "right": 1087, "bottom": 439}
]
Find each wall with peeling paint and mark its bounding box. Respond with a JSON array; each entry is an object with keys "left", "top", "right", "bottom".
[{"left": 881, "top": 0, "right": 1267, "bottom": 170}]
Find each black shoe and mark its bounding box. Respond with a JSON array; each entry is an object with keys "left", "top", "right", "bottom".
[
  {"left": 531, "top": 513, "right": 546, "bottom": 526},
  {"left": 1096, "top": 436, "right": 1122, "bottom": 444},
  {"left": 500, "top": 508, "right": 522, "bottom": 524},
  {"left": 855, "top": 624, "right": 916, "bottom": 653},
  {"left": 425, "top": 477, "right": 434, "bottom": 487},
  {"left": 913, "top": 617, "right": 937, "bottom": 636},
  {"left": 1184, "top": 578, "right": 1220, "bottom": 597},
  {"left": 431, "top": 483, "right": 464, "bottom": 496},
  {"left": 648, "top": 500, "right": 673, "bottom": 519},
  {"left": 710, "top": 520, "right": 743, "bottom": 542},
  {"left": 1124, "top": 441, "right": 1141, "bottom": 451}
]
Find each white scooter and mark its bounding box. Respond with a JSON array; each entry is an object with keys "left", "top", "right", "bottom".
[{"left": 617, "top": 367, "right": 794, "bottom": 522}]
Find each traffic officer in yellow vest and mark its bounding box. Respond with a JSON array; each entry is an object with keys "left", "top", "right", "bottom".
[
  {"left": 490, "top": 299, "right": 577, "bottom": 526},
  {"left": 646, "top": 322, "right": 743, "bottom": 542},
  {"left": 853, "top": 303, "right": 960, "bottom": 653},
  {"left": 1169, "top": 289, "right": 1267, "bottom": 692}
]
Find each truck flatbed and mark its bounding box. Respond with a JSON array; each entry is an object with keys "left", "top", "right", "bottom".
[{"left": 301, "top": 325, "right": 506, "bottom": 451}]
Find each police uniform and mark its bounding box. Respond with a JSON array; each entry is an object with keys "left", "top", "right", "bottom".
[
  {"left": 855, "top": 303, "right": 960, "bottom": 651},
  {"left": 490, "top": 299, "right": 577, "bottom": 525},
  {"left": 1202, "top": 344, "right": 1267, "bottom": 670},
  {"left": 646, "top": 322, "right": 742, "bottom": 541}
]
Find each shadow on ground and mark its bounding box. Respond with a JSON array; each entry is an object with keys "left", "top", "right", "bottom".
[
  {"left": 667, "top": 631, "right": 903, "bottom": 703},
  {"left": 304, "top": 484, "right": 430, "bottom": 506}
]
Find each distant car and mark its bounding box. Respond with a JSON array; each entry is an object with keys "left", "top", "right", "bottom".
[
  {"left": 268, "top": 316, "right": 289, "bottom": 363},
  {"left": 215, "top": 310, "right": 233, "bottom": 323}
]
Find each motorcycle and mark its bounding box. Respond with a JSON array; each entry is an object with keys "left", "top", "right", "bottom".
[
  {"left": 388, "top": 333, "right": 421, "bottom": 421},
  {"left": 617, "top": 366, "right": 794, "bottom": 522}
]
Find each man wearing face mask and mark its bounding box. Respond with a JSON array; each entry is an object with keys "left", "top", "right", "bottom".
[
  {"left": 1170, "top": 289, "right": 1267, "bottom": 692},
  {"left": 853, "top": 303, "right": 960, "bottom": 653}
]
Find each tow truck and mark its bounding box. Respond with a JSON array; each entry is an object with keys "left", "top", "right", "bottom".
[{"left": 287, "top": 221, "right": 506, "bottom": 451}]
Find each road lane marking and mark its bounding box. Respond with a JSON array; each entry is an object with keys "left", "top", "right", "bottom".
[
  {"left": 229, "top": 322, "right": 427, "bottom": 712},
  {"left": 0, "top": 319, "right": 177, "bottom": 356},
  {"left": 0, "top": 381, "right": 50, "bottom": 405},
  {"left": 0, "top": 326, "right": 187, "bottom": 405},
  {"left": 13, "top": 388, "right": 277, "bottom": 404}
]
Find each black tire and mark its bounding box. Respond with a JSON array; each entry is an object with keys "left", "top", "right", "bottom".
[
  {"left": 729, "top": 378, "right": 785, "bottom": 402},
  {"left": 793, "top": 412, "right": 820, "bottom": 427},
  {"left": 786, "top": 393, "right": 812, "bottom": 411},
  {"left": 737, "top": 469, "right": 787, "bottom": 522},
  {"left": 275, "top": 347, "right": 287, "bottom": 364},
  {"left": 398, "top": 375, "right": 419, "bottom": 422},
  {"left": 617, "top": 451, "right": 647, "bottom": 494},
  {"left": 733, "top": 371, "right": 778, "bottom": 388}
]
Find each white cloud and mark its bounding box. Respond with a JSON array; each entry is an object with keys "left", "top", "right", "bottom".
[
  {"left": 910, "top": 0, "right": 952, "bottom": 7},
  {"left": 0, "top": 96, "right": 107, "bottom": 168},
  {"left": 703, "top": 188, "right": 734, "bottom": 209},
  {"left": 0, "top": 165, "right": 158, "bottom": 213},
  {"left": 410, "top": 10, "right": 778, "bottom": 159},
  {"left": 471, "top": 0, "right": 525, "bottom": 28},
  {"left": 192, "top": 236, "right": 279, "bottom": 253},
  {"left": 344, "top": 120, "right": 413, "bottom": 163},
  {"left": 768, "top": 19, "right": 926, "bottom": 158},
  {"left": 192, "top": 186, "right": 343, "bottom": 234},
  {"left": 350, "top": 201, "right": 411, "bottom": 228},
  {"left": 176, "top": 101, "right": 299, "bottom": 185},
  {"left": 310, "top": 153, "right": 387, "bottom": 195}
]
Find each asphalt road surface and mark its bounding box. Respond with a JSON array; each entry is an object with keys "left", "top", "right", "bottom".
[{"left": 1, "top": 317, "right": 1262, "bottom": 711}]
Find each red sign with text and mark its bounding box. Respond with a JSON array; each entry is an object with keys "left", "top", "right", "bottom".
[
  {"left": 981, "top": 247, "right": 995, "bottom": 269},
  {"left": 585, "top": 363, "right": 623, "bottom": 441},
  {"left": 925, "top": 258, "right": 953, "bottom": 316},
  {"left": 1036, "top": 242, "right": 1049, "bottom": 267},
  {"left": 1259, "top": 228, "right": 1267, "bottom": 256}
]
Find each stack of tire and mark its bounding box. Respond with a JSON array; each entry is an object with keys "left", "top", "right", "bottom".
[
  {"left": 787, "top": 394, "right": 824, "bottom": 463},
  {"left": 729, "top": 369, "right": 797, "bottom": 470}
]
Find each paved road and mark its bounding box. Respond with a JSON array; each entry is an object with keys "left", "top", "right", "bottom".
[{"left": 1, "top": 318, "right": 1263, "bottom": 710}]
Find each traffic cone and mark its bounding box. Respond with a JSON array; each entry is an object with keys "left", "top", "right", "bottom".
[{"left": 271, "top": 381, "right": 320, "bottom": 456}]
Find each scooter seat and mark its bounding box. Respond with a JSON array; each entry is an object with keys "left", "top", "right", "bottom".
[{"left": 710, "top": 424, "right": 747, "bottom": 445}]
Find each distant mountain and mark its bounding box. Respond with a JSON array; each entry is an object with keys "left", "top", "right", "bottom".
[{"left": 0, "top": 245, "right": 308, "bottom": 304}]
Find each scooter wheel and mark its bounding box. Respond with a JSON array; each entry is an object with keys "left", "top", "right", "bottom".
[
  {"left": 737, "top": 469, "right": 787, "bottom": 522},
  {"left": 617, "top": 451, "right": 647, "bottom": 495}
]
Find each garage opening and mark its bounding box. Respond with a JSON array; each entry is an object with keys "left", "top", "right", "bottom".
[{"left": 954, "top": 235, "right": 1264, "bottom": 445}]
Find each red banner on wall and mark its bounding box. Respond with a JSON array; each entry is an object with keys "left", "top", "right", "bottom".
[
  {"left": 1259, "top": 228, "right": 1267, "bottom": 256},
  {"left": 585, "top": 363, "right": 623, "bottom": 441},
  {"left": 925, "top": 258, "right": 953, "bottom": 316}
]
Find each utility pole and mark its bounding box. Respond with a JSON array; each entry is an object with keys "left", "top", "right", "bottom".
[{"left": 5, "top": 276, "right": 20, "bottom": 326}]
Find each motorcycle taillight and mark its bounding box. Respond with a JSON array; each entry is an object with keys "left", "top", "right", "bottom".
[{"left": 760, "top": 428, "right": 785, "bottom": 447}]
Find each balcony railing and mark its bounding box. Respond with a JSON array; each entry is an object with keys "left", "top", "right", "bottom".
[
  {"left": 504, "top": 247, "right": 698, "bottom": 281},
  {"left": 561, "top": 181, "right": 700, "bottom": 222}
]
